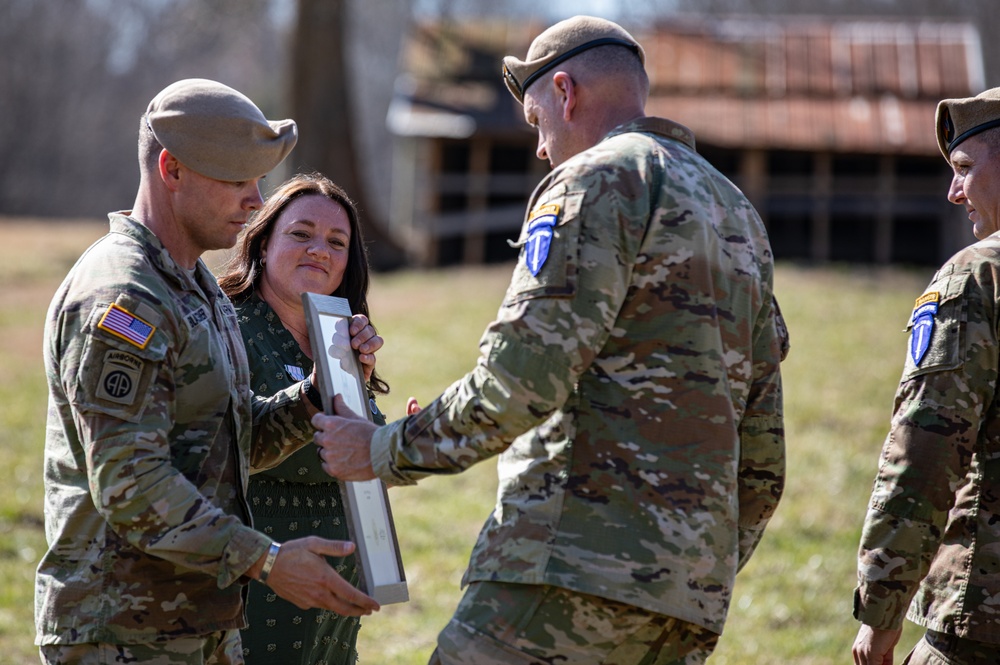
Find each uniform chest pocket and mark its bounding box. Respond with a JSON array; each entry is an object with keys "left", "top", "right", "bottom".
[
  {"left": 900, "top": 271, "right": 969, "bottom": 381},
  {"left": 174, "top": 318, "right": 236, "bottom": 421}
]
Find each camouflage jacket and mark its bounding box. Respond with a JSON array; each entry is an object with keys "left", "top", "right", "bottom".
[
  {"left": 855, "top": 236, "right": 1000, "bottom": 644},
  {"left": 370, "top": 118, "right": 787, "bottom": 633},
  {"left": 36, "top": 214, "right": 316, "bottom": 645}
]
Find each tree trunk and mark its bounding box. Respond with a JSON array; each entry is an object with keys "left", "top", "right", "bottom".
[{"left": 291, "top": 0, "right": 404, "bottom": 269}]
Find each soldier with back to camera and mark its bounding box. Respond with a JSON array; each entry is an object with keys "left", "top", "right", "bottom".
[{"left": 314, "top": 16, "right": 788, "bottom": 665}]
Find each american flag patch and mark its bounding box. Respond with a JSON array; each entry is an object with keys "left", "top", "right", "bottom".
[{"left": 97, "top": 304, "right": 156, "bottom": 349}]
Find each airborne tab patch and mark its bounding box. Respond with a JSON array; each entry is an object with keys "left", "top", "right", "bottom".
[
  {"left": 525, "top": 203, "right": 560, "bottom": 276},
  {"left": 96, "top": 350, "right": 144, "bottom": 405},
  {"left": 98, "top": 303, "right": 156, "bottom": 349},
  {"left": 909, "top": 291, "right": 940, "bottom": 367}
]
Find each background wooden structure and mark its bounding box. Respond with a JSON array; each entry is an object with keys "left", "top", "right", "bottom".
[{"left": 388, "top": 16, "right": 984, "bottom": 266}]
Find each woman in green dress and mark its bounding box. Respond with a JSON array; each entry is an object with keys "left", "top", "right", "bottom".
[{"left": 218, "top": 172, "right": 388, "bottom": 664}]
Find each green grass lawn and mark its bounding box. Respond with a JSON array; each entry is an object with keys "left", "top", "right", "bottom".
[{"left": 1, "top": 219, "right": 932, "bottom": 663}]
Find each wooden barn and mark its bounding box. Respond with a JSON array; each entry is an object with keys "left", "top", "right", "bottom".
[{"left": 386, "top": 16, "right": 985, "bottom": 267}]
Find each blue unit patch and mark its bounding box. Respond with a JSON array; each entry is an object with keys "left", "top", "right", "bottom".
[
  {"left": 909, "top": 292, "right": 940, "bottom": 367},
  {"left": 524, "top": 203, "right": 560, "bottom": 276}
]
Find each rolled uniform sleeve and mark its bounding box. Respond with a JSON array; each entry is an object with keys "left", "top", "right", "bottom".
[{"left": 855, "top": 257, "right": 997, "bottom": 631}]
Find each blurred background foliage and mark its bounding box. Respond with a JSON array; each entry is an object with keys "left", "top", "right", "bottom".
[{"left": 1, "top": 0, "right": 997, "bottom": 229}]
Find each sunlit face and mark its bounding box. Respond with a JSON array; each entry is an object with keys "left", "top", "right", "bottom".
[
  {"left": 948, "top": 133, "right": 1000, "bottom": 240},
  {"left": 524, "top": 83, "right": 571, "bottom": 168},
  {"left": 172, "top": 164, "right": 263, "bottom": 266},
  {"left": 258, "top": 194, "right": 351, "bottom": 310}
]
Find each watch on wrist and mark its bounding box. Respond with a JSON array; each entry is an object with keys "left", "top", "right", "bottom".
[
  {"left": 258, "top": 541, "right": 281, "bottom": 584},
  {"left": 304, "top": 379, "right": 323, "bottom": 411}
]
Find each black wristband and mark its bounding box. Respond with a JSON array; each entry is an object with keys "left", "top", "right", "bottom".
[{"left": 304, "top": 378, "right": 324, "bottom": 411}]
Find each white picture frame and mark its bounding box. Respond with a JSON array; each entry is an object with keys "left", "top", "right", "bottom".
[{"left": 302, "top": 292, "right": 409, "bottom": 605}]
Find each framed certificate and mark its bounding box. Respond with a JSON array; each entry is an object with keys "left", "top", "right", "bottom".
[{"left": 302, "top": 292, "right": 409, "bottom": 605}]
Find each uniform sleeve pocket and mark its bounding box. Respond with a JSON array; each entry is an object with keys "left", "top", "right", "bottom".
[
  {"left": 900, "top": 271, "right": 969, "bottom": 381},
  {"left": 505, "top": 190, "right": 585, "bottom": 305},
  {"left": 73, "top": 303, "right": 168, "bottom": 423}
]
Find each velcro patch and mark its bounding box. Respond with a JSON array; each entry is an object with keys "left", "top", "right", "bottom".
[
  {"left": 96, "top": 350, "right": 144, "bottom": 405},
  {"left": 97, "top": 303, "right": 155, "bottom": 349}
]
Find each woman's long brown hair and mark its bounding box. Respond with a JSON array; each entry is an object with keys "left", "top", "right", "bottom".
[{"left": 218, "top": 172, "right": 388, "bottom": 395}]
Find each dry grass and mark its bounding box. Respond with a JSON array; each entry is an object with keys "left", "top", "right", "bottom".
[{"left": 0, "top": 218, "right": 936, "bottom": 663}]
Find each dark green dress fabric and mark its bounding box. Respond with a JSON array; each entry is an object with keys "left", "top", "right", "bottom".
[{"left": 235, "top": 294, "right": 386, "bottom": 665}]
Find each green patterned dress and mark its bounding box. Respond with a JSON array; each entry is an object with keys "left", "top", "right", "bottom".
[{"left": 235, "top": 294, "right": 386, "bottom": 665}]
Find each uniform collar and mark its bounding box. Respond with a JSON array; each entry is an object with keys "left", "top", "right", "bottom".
[
  {"left": 602, "top": 117, "right": 697, "bottom": 151},
  {"left": 107, "top": 212, "right": 219, "bottom": 299}
]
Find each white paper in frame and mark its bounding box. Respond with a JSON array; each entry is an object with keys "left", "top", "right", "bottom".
[{"left": 302, "top": 292, "right": 409, "bottom": 605}]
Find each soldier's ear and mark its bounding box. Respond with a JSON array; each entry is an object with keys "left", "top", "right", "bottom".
[
  {"left": 159, "top": 150, "right": 182, "bottom": 191},
  {"left": 552, "top": 72, "right": 577, "bottom": 121}
]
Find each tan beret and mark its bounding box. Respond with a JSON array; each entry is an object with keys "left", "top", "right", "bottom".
[
  {"left": 502, "top": 15, "right": 644, "bottom": 103},
  {"left": 145, "top": 78, "right": 297, "bottom": 182},
  {"left": 936, "top": 87, "right": 1000, "bottom": 160}
]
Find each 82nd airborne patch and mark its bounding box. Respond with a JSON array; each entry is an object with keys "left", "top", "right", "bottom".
[{"left": 96, "top": 350, "right": 144, "bottom": 405}]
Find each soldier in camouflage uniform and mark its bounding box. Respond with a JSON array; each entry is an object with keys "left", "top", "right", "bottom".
[
  {"left": 853, "top": 89, "right": 1000, "bottom": 665},
  {"left": 314, "top": 16, "right": 787, "bottom": 665},
  {"left": 35, "top": 79, "right": 379, "bottom": 665}
]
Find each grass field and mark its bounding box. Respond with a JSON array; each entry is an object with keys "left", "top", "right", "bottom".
[{"left": 0, "top": 218, "right": 933, "bottom": 663}]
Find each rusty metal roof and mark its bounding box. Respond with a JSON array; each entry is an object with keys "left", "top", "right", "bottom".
[
  {"left": 641, "top": 17, "right": 984, "bottom": 154},
  {"left": 647, "top": 94, "right": 937, "bottom": 155},
  {"left": 392, "top": 16, "right": 984, "bottom": 156}
]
